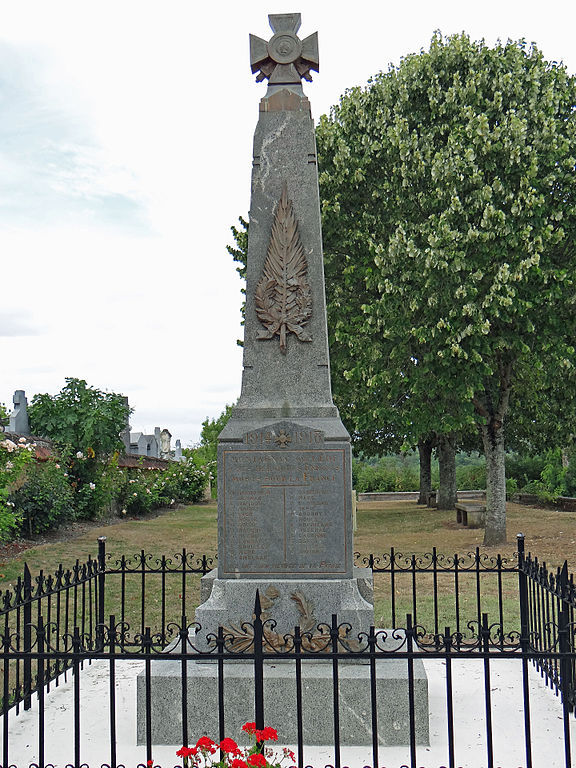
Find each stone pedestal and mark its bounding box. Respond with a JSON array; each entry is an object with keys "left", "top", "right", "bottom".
[
  {"left": 136, "top": 656, "right": 429, "bottom": 746},
  {"left": 194, "top": 567, "right": 374, "bottom": 651}
]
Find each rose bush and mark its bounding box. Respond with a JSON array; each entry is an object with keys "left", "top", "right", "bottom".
[{"left": 0, "top": 438, "right": 32, "bottom": 540}]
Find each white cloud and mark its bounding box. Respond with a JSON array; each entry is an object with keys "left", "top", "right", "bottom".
[
  {"left": 0, "top": 310, "right": 41, "bottom": 337},
  {"left": 0, "top": 0, "right": 574, "bottom": 444}
]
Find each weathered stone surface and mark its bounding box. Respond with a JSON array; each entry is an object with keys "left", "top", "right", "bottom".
[
  {"left": 249, "top": 13, "right": 319, "bottom": 86},
  {"left": 223, "top": 97, "right": 337, "bottom": 426},
  {"left": 137, "top": 656, "right": 429, "bottom": 746},
  {"left": 218, "top": 422, "right": 352, "bottom": 579},
  {"left": 9, "top": 390, "right": 30, "bottom": 436},
  {"left": 195, "top": 568, "right": 374, "bottom": 651},
  {"left": 138, "top": 14, "right": 429, "bottom": 746}
]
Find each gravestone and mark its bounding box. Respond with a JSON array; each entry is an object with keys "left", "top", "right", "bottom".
[
  {"left": 9, "top": 390, "right": 30, "bottom": 436},
  {"left": 159, "top": 428, "right": 172, "bottom": 460},
  {"left": 138, "top": 13, "right": 428, "bottom": 745},
  {"left": 119, "top": 396, "right": 131, "bottom": 454}
]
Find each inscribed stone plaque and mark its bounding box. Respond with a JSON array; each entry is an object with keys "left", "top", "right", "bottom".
[{"left": 218, "top": 421, "right": 352, "bottom": 578}]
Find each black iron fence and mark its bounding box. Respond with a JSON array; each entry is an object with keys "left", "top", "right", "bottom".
[{"left": 0, "top": 534, "right": 574, "bottom": 768}]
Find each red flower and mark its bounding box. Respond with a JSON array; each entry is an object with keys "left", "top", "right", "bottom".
[
  {"left": 177, "top": 746, "right": 197, "bottom": 758},
  {"left": 219, "top": 738, "right": 239, "bottom": 753},
  {"left": 258, "top": 727, "right": 278, "bottom": 742},
  {"left": 247, "top": 754, "right": 267, "bottom": 767},
  {"left": 196, "top": 736, "right": 217, "bottom": 753},
  {"left": 242, "top": 722, "right": 257, "bottom": 735},
  {"left": 231, "top": 760, "right": 248, "bottom": 768}
]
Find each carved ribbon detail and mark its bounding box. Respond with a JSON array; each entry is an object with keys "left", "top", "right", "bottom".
[{"left": 255, "top": 182, "right": 312, "bottom": 353}]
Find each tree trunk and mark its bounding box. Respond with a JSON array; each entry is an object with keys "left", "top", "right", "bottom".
[
  {"left": 482, "top": 420, "right": 507, "bottom": 545},
  {"left": 417, "top": 438, "right": 433, "bottom": 504},
  {"left": 436, "top": 434, "right": 457, "bottom": 509}
]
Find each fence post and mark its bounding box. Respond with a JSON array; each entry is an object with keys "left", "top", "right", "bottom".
[
  {"left": 97, "top": 537, "right": 107, "bottom": 651},
  {"left": 517, "top": 534, "right": 529, "bottom": 649},
  {"left": 23, "top": 563, "right": 32, "bottom": 711},
  {"left": 516, "top": 534, "right": 533, "bottom": 768},
  {"left": 253, "top": 591, "right": 264, "bottom": 733},
  {"left": 558, "top": 562, "right": 574, "bottom": 713}
]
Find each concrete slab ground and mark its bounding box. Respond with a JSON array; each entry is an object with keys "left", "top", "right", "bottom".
[{"left": 2, "top": 657, "right": 575, "bottom": 767}]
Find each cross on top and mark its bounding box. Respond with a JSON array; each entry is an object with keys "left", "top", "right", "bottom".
[{"left": 250, "top": 13, "right": 319, "bottom": 85}]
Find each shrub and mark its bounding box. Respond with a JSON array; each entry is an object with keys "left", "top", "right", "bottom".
[
  {"left": 505, "top": 454, "right": 548, "bottom": 489},
  {"left": 159, "top": 460, "right": 208, "bottom": 504},
  {"left": 353, "top": 456, "right": 419, "bottom": 493},
  {"left": 10, "top": 457, "right": 75, "bottom": 536},
  {"left": 0, "top": 437, "right": 32, "bottom": 540},
  {"left": 116, "top": 467, "right": 162, "bottom": 515},
  {"left": 116, "top": 460, "right": 209, "bottom": 515},
  {"left": 456, "top": 462, "right": 486, "bottom": 490}
]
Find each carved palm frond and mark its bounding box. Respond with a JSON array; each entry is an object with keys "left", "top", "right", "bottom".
[
  {"left": 291, "top": 589, "right": 317, "bottom": 633},
  {"left": 255, "top": 182, "right": 312, "bottom": 353}
]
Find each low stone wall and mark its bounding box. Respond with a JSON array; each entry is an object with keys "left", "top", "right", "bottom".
[
  {"left": 556, "top": 496, "right": 576, "bottom": 512},
  {"left": 512, "top": 493, "right": 576, "bottom": 512},
  {"left": 512, "top": 493, "right": 540, "bottom": 506},
  {"left": 357, "top": 491, "right": 419, "bottom": 502},
  {"left": 357, "top": 490, "right": 486, "bottom": 503},
  {"left": 118, "top": 453, "right": 171, "bottom": 470}
]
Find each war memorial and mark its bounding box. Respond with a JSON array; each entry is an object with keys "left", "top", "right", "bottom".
[{"left": 137, "top": 12, "right": 428, "bottom": 746}]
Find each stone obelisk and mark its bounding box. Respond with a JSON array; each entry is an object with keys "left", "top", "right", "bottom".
[
  {"left": 138, "top": 16, "right": 428, "bottom": 746},
  {"left": 195, "top": 12, "right": 374, "bottom": 637}
]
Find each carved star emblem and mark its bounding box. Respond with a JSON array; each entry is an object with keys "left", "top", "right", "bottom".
[
  {"left": 250, "top": 13, "right": 319, "bottom": 85},
  {"left": 275, "top": 430, "right": 292, "bottom": 447}
]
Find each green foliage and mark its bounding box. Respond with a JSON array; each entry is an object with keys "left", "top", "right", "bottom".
[
  {"left": 10, "top": 458, "right": 75, "bottom": 536},
  {"left": 117, "top": 461, "right": 208, "bottom": 515},
  {"left": 505, "top": 453, "right": 547, "bottom": 488},
  {"left": 0, "top": 437, "right": 33, "bottom": 540},
  {"left": 353, "top": 456, "right": 419, "bottom": 493},
  {"left": 0, "top": 404, "right": 209, "bottom": 539},
  {"left": 29, "top": 378, "right": 131, "bottom": 519},
  {"left": 317, "top": 33, "right": 576, "bottom": 543},
  {"left": 506, "top": 447, "right": 576, "bottom": 501},
  {"left": 227, "top": 217, "right": 248, "bottom": 283},
  {"left": 188, "top": 405, "right": 234, "bottom": 476},
  {"left": 227, "top": 217, "right": 249, "bottom": 345},
  {"left": 456, "top": 460, "right": 486, "bottom": 491},
  {"left": 29, "top": 378, "right": 130, "bottom": 458}
]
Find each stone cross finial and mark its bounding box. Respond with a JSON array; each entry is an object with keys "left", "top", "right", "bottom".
[{"left": 250, "top": 13, "right": 319, "bottom": 84}]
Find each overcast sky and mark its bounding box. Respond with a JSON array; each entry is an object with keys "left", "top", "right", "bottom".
[{"left": 1, "top": 0, "right": 575, "bottom": 447}]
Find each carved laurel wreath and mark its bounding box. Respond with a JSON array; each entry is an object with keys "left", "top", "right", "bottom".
[
  {"left": 222, "top": 589, "right": 358, "bottom": 653},
  {"left": 255, "top": 182, "right": 312, "bottom": 353}
]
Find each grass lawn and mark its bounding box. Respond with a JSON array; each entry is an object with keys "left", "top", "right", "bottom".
[{"left": 0, "top": 498, "right": 573, "bottom": 636}]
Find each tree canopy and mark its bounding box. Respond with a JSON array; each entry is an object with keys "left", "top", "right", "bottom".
[
  {"left": 29, "top": 377, "right": 130, "bottom": 458},
  {"left": 316, "top": 33, "right": 576, "bottom": 543}
]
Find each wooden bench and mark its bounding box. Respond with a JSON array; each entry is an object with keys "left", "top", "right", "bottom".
[{"left": 455, "top": 502, "right": 486, "bottom": 528}]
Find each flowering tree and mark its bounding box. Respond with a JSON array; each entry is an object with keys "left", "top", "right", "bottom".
[
  {"left": 28, "top": 378, "right": 131, "bottom": 519},
  {"left": 317, "top": 33, "right": 576, "bottom": 544}
]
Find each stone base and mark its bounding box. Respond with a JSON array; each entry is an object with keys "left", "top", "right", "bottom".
[
  {"left": 193, "top": 569, "right": 375, "bottom": 651},
  {"left": 136, "top": 655, "right": 429, "bottom": 746}
]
